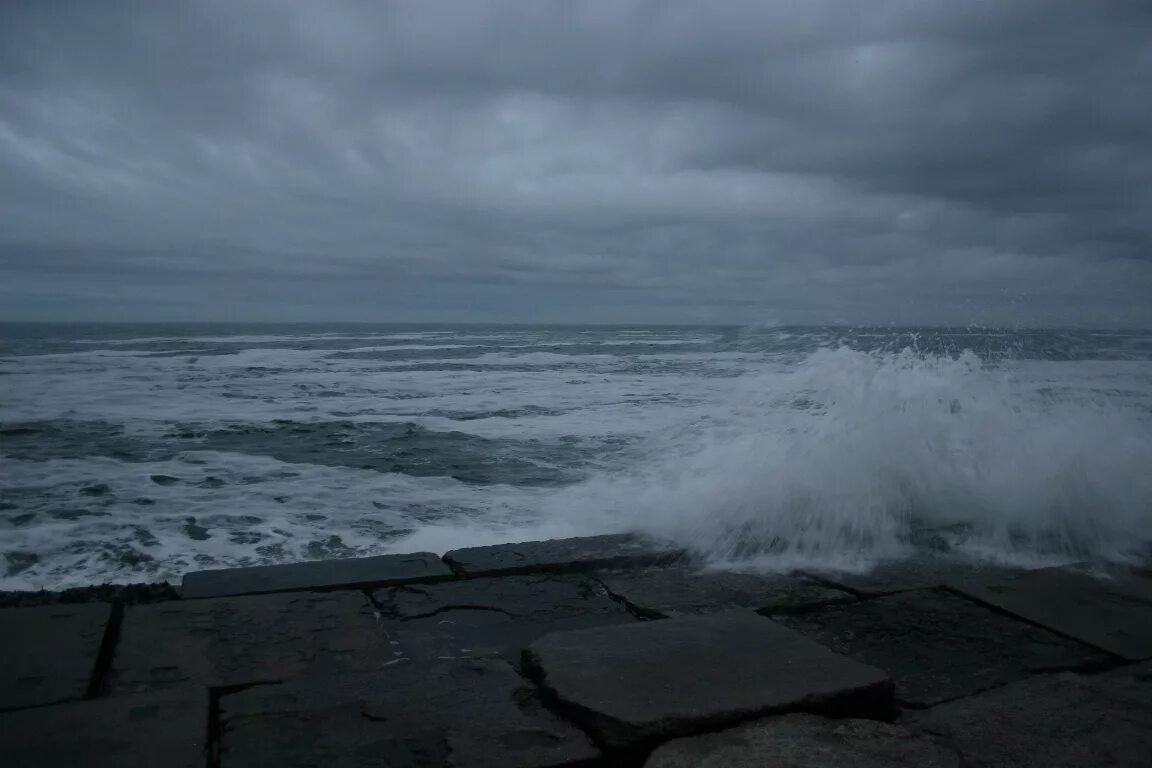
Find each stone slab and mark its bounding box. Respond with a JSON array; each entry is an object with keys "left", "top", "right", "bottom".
[
  {"left": 596, "top": 566, "right": 855, "bottom": 618},
  {"left": 804, "top": 557, "right": 1023, "bottom": 596},
  {"left": 0, "top": 602, "right": 111, "bottom": 711},
  {"left": 0, "top": 685, "right": 207, "bottom": 768},
  {"left": 443, "top": 534, "right": 685, "bottom": 577},
  {"left": 775, "top": 588, "right": 1109, "bottom": 707},
  {"left": 646, "top": 712, "right": 958, "bottom": 768},
  {"left": 524, "top": 610, "right": 892, "bottom": 751},
  {"left": 908, "top": 664, "right": 1152, "bottom": 768},
  {"left": 220, "top": 659, "right": 600, "bottom": 768},
  {"left": 948, "top": 566, "right": 1152, "bottom": 660},
  {"left": 374, "top": 573, "right": 636, "bottom": 663},
  {"left": 1101, "top": 659, "right": 1152, "bottom": 681},
  {"left": 180, "top": 551, "right": 452, "bottom": 599},
  {"left": 109, "top": 591, "right": 384, "bottom": 694}
]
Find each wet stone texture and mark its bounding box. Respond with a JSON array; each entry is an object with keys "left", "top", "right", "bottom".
[
  {"left": 219, "top": 659, "right": 600, "bottom": 768},
  {"left": 8, "top": 537, "right": 1152, "bottom": 768},
  {"left": 373, "top": 573, "right": 637, "bottom": 664},
  {"left": 907, "top": 662, "right": 1152, "bottom": 768},
  {"left": 180, "top": 551, "right": 453, "bottom": 599},
  {"left": 0, "top": 602, "right": 111, "bottom": 711},
  {"left": 645, "top": 712, "right": 959, "bottom": 768},
  {"left": 949, "top": 567, "right": 1152, "bottom": 661},
  {"left": 775, "top": 588, "right": 1110, "bottom": 707},
  {"left": 595, "top": 566, "right": 856, "bottom": 618},
  {"left": 524, "top": 610, "right": 892, "bottom": 751},
  {"left": 804, "top": 557, "right": 1024, "bottom": 597},
  {"left": 108, "top": 591, "right": 384, "bottom": 694},
  {"left": 0, "top": 685, "right": 207, "bottom": 768},
  {"left": 443, "top": 534, "right": 685, "bottom": 577}
]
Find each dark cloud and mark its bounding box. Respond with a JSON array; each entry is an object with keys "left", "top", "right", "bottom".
[{"left": 1, "top": 0, "right": 1150, "bottom": 325}]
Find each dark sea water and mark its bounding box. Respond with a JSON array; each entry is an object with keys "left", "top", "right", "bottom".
[{"left": 2, "top": 323, "right": 1151, "bottom": 589}]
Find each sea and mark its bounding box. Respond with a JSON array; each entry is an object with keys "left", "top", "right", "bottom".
[{"left": 2, "top": 323, "right": 1151, "bottom": 591}]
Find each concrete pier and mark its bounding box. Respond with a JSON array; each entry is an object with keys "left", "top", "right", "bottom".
[{"left": 1, "top": 533, "right": 1150, "bottom": 767}]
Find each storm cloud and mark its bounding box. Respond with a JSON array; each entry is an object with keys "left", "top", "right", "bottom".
[{"left": 2, "top": 0, "right": 1150, "bottom": 325}]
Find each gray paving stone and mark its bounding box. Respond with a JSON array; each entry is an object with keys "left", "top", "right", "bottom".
[
  {"left": 220, "top": 660, "right": 600, "bottom": 768},
  {"left": 0, "top": 602, "right": 111, "bottom": 711},
  {"left": 775, "top": 588, "right": 1109, "bottom": 707},
  {"left": 645, "top": 712, "right": 958, "bottom": 768},
  {"left": 524, "top": 610, "right": 892, "bottom": 750},
  {"left": 948, "top": 566, "right": 1152, "bottom": 660},
  {"left": 0, "top": 685, "right": 207, "bottom": 768},
  {"left": 109, "top": 591, "right": 384, "bottom": 694},
  {"left": 804, "top": 557, "right": 1023, "bottom": 596},
  {"left": 596, "top": 566, "right": 855, "bottom": 618},
  {"left": 1100, "top": 659, "right": 1152, "bottom": 681},
  {"left": 374, "top": 573, "right": 636, "bottom": 663},
  {"left": 443, "top": 534, "right": 685, "bottom": 577},
  {"left": 181, "top": 551, "right": 453, "bottom": 598},
  {"left": 908, "top": 664, "right": 1152, "bottom": 767}
]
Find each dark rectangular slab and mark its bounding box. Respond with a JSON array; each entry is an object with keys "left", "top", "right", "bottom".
[
  {"left": 803, "top": 557, "right": 1023, "bottom": 597},
  {"left": 374, "top": 573, "right": 636, "bottom": 663},
  {"left": 0, "top": 686, "right": 207, "bottom": 768},
  {"left": 109, "top": 591, "right": 384, "bottom": 694},
  {"left": 180, "top": 551, "right": 452, "bottom": 599},
  {"left": 524, "top": 610, "right": 892, "bottom": 750},
  {"left": 775, "top": 588, "right": 1109, "bottom": 707},
  {"left": 0, "top": 602, "right": 111, "bottom": 711},
  {"left": 443, "top": 534, "right": 685, "bottom": 577},
  {"left": 948, "top": 566, "right": 1152, "bottom": 661},
  {"left": 908, "top": 664, "right": 1152, "bottom": 768},
  {"left": 595, "top": 566, "right": 855, "bottom": 618},
  {"left": 219, "top": 660, "right": 599, "bottom": 768},
  {"left": 646, "top": 713, "right": 958, "bottom": 768}
]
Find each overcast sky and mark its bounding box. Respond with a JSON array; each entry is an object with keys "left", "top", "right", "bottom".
[{"left": 1, "top": 1, "right": 1150, "bottom": 326}]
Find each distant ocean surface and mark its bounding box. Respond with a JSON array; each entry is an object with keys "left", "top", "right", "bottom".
[{"left": 3, "top": 323, "right": 1152, "bottom": 590}]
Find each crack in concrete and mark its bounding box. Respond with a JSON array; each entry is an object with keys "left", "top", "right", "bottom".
[
  {"left": 207, "top": 680, "right": 283, "bottom": 768},
  {"left": 401, "top": 604, "right": 517, "bottom": 621}
]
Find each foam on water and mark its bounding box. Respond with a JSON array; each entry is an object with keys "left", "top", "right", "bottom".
[
  {"left": 3, "top": 324, "right": 1151, "bottom": 589},
  {"left": 0, "top": 450, "right": 564, "bottom": 590},
  {"left": 530, "top": 347, "right": 1152, "bottom": 571}
]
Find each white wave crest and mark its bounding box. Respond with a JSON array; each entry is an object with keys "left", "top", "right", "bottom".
[{"left": 539, "top": 347, "right": 1152, "bottom": 569}]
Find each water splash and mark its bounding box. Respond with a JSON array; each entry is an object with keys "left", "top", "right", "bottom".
[{"left": 545, "top": 346, "right": 1152, "bottom": 570}]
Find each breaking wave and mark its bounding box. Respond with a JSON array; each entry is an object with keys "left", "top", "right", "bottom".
[
  {"left": 542, "top": 346, "right": 1152, "bottom": 570},
  {"left": 5, "top": 324, "right": 1152, "bottom": 588}
]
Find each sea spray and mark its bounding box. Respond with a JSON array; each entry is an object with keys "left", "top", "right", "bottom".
[
  {"left": 4, "top": 324, "right": 1151, "bottom": 589},
  {"left": 541, "top": 346, "right": 1152, "bottom": 570}
]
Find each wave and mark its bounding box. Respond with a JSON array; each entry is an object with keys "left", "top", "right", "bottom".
[
  {"left": 5, "top": 331, "right": 1152, "bottom": 588},
  {"left": 536, "top": 346, "right": 1152, "bottom": 570}
]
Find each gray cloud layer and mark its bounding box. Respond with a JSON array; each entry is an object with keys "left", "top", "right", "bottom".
[{"left": 2, "top": 0, "right": 1150, "bottom": 325}]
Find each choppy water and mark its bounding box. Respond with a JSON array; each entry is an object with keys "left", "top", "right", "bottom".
[{"left": 2, "top": 323, "right": 1151, "bottom": 590}]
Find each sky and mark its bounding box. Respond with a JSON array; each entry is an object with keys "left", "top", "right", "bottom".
[{"left": 1, "top": 1, "right": 1150, "bottom": 326}]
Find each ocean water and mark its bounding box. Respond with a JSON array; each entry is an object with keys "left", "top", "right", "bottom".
[{"left": 2, "top": 323, "right": 1151, "bottom": 590}]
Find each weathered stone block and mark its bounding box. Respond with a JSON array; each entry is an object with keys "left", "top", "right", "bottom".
[
  {"left": 0, "top": 602, "right": 110, "bottom": 711},
  {"left": 804, "top": 557, "right": 1022, "bottom": 596},
  {"left": 0, "top": 686, "right": 207, "bottom": 768},
  {"left": 443, "top": 534, "right": 685, "bottom": 577},
  {"left": 949, "top": 566, "right": 1152, "bottom": 660},
  {"left": 109, "top": 591, "right": 384, "bottom": 694},
  {"left": 596, "top": 566, "right": 855, "bottom": 618},
  {"left": 775, "top": 588, "right": 1109, "bottom": 707},
  {"left": 908, "top": 664, "right": 1152, "bottom": 767},
  {"left": 524, "top": 611, "right": 892, "bottom": 750},
  {"left": 645, "top": 712, "right": 958, "bottom": 768},
  {"left": 220, "top": 660, "right": 600, "bottom": 768},
  {"left": 374, "top": 573, "right": 636, "bottom": 663},
  {"left": 180, "top": 551, "right": 452, "bottom": 599}
]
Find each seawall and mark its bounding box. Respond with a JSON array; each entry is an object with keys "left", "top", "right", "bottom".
[{"left": 1, "top": 534, "right": 1150, "bottom": 767}]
